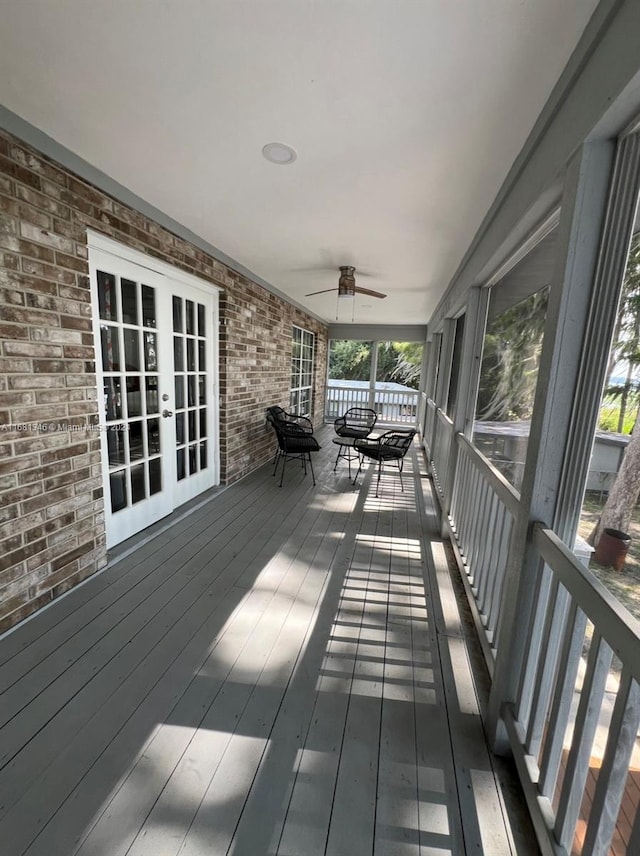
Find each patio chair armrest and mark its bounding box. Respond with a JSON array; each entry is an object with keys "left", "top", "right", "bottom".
[
  {"left": 290, "top": 414, "right": 314, "bottom": 433},
  {"left": 280, "top": 420, "right": 312, "bottom": 437},
  {"left": 354, "top": 437, "right": 381, "bottom": 452}
]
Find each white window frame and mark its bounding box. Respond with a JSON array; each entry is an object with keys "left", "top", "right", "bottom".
[{"left": 290, "top": 325, "right": 315, "bottom": 417}]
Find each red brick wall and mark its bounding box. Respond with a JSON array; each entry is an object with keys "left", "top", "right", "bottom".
[{"left": 0, "top": 128, "right": 328, "bottom": 633}]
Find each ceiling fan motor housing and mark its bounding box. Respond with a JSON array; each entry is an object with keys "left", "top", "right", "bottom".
[{"left": 338, "top": 265, "right": 356, "bottom": 296}]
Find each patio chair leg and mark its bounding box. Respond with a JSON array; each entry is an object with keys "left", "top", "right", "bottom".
[
  {"left": 399, "top": 459, "right": 404, "bottom": 491},
  {"left": 279, "top": 454, "right": 287, "bottom": 487},
  {"left": 308, "top": 452, "right": 316, "bottom": 486},
  {"left": 375, "top": 459, "right": 382, "bottom": 498},
  {"left": 353, "top": 456, "right": 364, "bottom": 486}
]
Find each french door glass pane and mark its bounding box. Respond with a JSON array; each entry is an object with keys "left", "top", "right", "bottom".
[
  {"left": 98, "top": 271, "right": 117, "bottom": 321},
  {"left": 149, "top": 458, "right": 162, "bottom": 495},
  {"left": 131, "top": 464, "right": 146, "bottom": 504},
  {"left": 142, "top": 285, "right": 156, "bottom": 328},
  {"left": 173, "top": 296, "right": 183, "bottom": 332},
  {"left": 144, "top": 333, "right": 157, "bottom": 371},
  {"left": 110, "top": 471, "right": 127, "bottom": 512},
  {"left": 101, "top": 327, "right": 120, "bottom": 372},
  {"left": 121, "top": 279, "right": 138, "bottom": 324},
  {"left": 175, "top": 376, "right": 185, "bottom": 409},
  {"left": 105, "top": 377, "right": 122, "bottom": 420},
  {"left": 146, "top": 377, "right": 159, "bottom": 414}
]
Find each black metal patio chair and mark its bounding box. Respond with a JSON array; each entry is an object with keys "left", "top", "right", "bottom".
[
  {"left": 353, "top": 428, "right": 416, "bottom": 497},
  {"left": 266, "top": 406, "right": 321, "bottom": 487},
  {"left": 332, "top": 407, "right": 377, "bottom": 474},
  {"left": 333, "top": 406, "right": 377, "bottom": 440}
]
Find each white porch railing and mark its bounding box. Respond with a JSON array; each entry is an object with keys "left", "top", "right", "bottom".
[
  {"left": 325, "top": 382, "right": 419, "bottom": 425},
  {"left": 444, "top": 425, "right": 640, "bottom": 855},
  {"left": 503, "top": 525, "right": 640, "bottom": 855},
  {"left": 429, "top": 405, "right": 453, "bottom": 500},
  {"left": 448, "top": 434, "right": 519, "bottom": 671},
  {"left": 424, "top": 397, "right": 436, "bottom": 457}
]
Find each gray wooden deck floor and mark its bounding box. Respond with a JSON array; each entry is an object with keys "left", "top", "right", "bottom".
[{"left": 0, "top": 427, "right": 538, "bottom": 856}]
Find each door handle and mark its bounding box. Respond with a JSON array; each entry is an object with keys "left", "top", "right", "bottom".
[{"left": 162, "top": 409, "right": 174, "bottom": 418}]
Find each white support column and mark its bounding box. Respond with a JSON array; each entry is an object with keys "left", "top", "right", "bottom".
[
  {"left": 487, "top": 139, "right": 616, "bottom": 747},
  {"left": 554, "top": 132, "right": 640, "bottom": 539},
  {"left": 369, "top": 339, "right": 379, "bottom": 413},
  {"left": 424, "top": 332, "right": 442, "bottom": 456},
  {"left": 418, "top": 337, "right": 433, "bottom": 443}
]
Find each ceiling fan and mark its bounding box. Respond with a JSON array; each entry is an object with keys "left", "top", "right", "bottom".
[{"left": 305, "top": 266, "right": 387, "bottom": 300}]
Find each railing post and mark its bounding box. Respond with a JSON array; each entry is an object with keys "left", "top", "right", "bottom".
[
  {"left": 422, "top": 335, "right": 438, "bottom": 454},
  {"left": 369, "top": 339, "right": 379, "bottom": 413},
  {"left": 417, "top": 337, "right": 431, "bottom": 442},
  {"left": 487, "top": 140, "right": 615, "bottom": 749}
]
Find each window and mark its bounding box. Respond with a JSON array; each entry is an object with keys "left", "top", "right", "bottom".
[
  {"left": 576, "top": 205, "right": 640, "bottom": 589},
  {"left": 326, "top": 339, "right": 423, "bottom": 422},
  {"left": 446, "top": 315, "right": 465, "bottom": 416},
  {"left": 472, "top": 227, "right": 556, "bottom": 491},
  {"left": 290, "top": 326, "right": 315, "bottom": 416}
]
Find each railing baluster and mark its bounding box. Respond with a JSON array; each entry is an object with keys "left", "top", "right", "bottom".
[
  {"left": 478, "top": 478, "right": 495, "bottom": 586},
  {"left": 458, "top": 455, "right": 473, "bottom": 556},
  {"left": 555, "top": 631, "right": 613, "bottom": 851},
  {"left": 478, "top": 495, "right": 501, "bottom": 616},
  {"left": 538, "top": 601, "right": 588, "bottom": 798},
  {"left": 449, "top": 451, "right": 463, "bottom": 532},
  {"left": 514, "top": 560, "right": 552, "bottom": 730},
  {"left": 469, "top": 476, "right": 490, "bottom": 591},
  {"left": 582, "top": 671, "right": 640, "bottom": 855},
  {"left": 467, "top": 465, "right": 484, "bottom": 580},
  {"left": 487, "top": 509, "right": 512, "bottom": 647},
  {"left": 525, "top": 582, "right": 570, "bottom": 759},
  {"left": 456, "top": 454, "right": 471, "bottom": 555}
]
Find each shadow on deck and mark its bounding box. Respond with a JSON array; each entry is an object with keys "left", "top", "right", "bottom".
[{"left": 0, "top": 426, "right": 538, "bottom": 855}]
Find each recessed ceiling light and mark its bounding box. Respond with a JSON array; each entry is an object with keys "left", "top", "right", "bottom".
[{"left": 262, "top": 142, "right": 297, "bottom": 165}]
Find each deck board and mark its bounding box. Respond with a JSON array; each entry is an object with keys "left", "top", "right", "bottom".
[{"left": 0, "top": 426, "right": 537, "bottom": 855}]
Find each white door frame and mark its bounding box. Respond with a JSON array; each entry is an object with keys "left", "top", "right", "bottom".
[{"left": 88, "top": 230, "right": 221, "bottom": 548}]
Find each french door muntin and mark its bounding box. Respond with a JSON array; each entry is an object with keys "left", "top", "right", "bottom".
[{"left": 89, "top": 233, "right": 219, "bottom": 548}]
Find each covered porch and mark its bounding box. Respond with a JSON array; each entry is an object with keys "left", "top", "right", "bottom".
[{"left": 0, "top": 426, "right": 535, "bottom": 855}]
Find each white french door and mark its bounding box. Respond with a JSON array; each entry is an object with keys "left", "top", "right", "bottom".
[{"left": 88, "top": 233, "right": 219, "bottom": 548}]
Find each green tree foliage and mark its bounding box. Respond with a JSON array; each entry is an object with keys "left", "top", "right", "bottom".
[
  {"left": 391, "top": 342, "right": 424, "bottom": 388},
  {"left": 476, "top": 288, "right": 549, "bottom": 421},
  {"left": 590, "top": 232, "right": 640, "bottom": 547},
  {"left": 328, "top": 340, "right": 373, "bottom": 380},
  {"left": 600, "top": 232, "right": 640, "bottom": 433},
  {"left": 328, "top": 340, "right": 423, "bottom": 389}
]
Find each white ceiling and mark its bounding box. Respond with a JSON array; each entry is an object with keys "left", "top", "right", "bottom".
[{"left": 0, "top": 1, "right": 599, "bottom": 326}]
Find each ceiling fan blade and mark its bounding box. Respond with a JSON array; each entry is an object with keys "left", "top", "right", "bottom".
[
  {"left": 355, "top": 286, "right": 387, "bottom": 299},
  {"left": 305, "top": 288, "right": 338, "bottom": 296}
]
